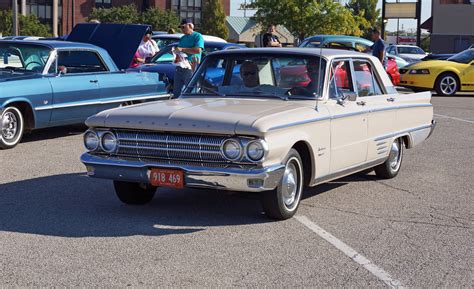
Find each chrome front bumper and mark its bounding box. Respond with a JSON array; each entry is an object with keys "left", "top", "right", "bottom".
[{"left": 80, "top": 153, "right": 285, "bottom": 192}]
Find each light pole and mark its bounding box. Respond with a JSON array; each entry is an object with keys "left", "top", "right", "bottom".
[{"left": 12, "top": 0, "right": 19, "bottom": 36}]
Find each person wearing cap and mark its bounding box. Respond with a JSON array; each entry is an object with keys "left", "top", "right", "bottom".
[
  {"left": 173, "top": 18, "right": 204, "bottom": 97},
  {"left": 137, "top": 29, "right": 159, "bottom": 63}
]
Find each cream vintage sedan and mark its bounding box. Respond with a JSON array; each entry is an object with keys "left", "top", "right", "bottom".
[{"left": 80, "top": 48, "right": 435, "bottom": 220}]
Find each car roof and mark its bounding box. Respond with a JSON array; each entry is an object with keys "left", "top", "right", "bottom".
[
  {"left": 0, "top": 39, "right": 101, "bottom": 50},
  {"left": 210, "top": 47, "right": 369, "bottom": 59},
  {"left": 303, "top": 35, "right": 372, "bottom": 42}
]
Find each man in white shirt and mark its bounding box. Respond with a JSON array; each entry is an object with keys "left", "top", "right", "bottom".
[{"left": 137, "top": 30, "right": 159, "bottom": 61}]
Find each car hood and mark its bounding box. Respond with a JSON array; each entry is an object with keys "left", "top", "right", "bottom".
[
  {"left": 86, "top": 97, "right": 318, "bottom": 137},
  {"left": 405, "top": 60, "right": 458, "bottom": 69},
  {"left": 67, "top": 23, "right": 151, "bottom": 70}
]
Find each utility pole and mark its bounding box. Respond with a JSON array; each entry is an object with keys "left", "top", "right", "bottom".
[
  {"left": 381, "top": 0, "right": 386, "bottom": 40},
  {"left": 416, "top": 0, "right": 421, "bottom": 47},
  {"left": 53, "top": 0, "right": 58, "bottom": 37},
  {"left": 12, "top": 0, "right": 19, "bottom": 36},
  {"left": 21, "top": 0, "right": 26, "bottom": 16}
]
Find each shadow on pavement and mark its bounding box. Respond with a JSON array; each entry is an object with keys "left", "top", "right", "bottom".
[
  {"left": 21, "top": 125, "right": 87, "bottom": 143},
  {"left": 0, "top": 171, "right": 359, "bottom": 238}
]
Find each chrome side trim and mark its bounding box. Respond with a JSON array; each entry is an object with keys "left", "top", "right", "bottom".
[
  {"left": 34, "top": 94, "right": 171, "bottom": 111},
  {"left": 312, "top": 157, "right": 386, "bottom": 186},
  {"left": 374, "top": 123, "right": 433, "bottom": 142},
  {"left": 331, "top": 110, "right": 367, "bottom": 119},
  {"left": 268, "top": 116, "right": 331, "bottom": 131},
  {"left": 268, "top": 103, "right": 432, "bottom": 131}
]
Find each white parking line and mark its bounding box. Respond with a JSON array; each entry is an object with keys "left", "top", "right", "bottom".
[
  {"left": 295, "top": 215, "right": 405, "bottom": 289},
  {"left": 434, "top": 114, "right": 474, "bottom": 124}
]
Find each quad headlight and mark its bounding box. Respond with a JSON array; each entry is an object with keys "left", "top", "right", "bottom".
[
  {"left": 84, "top": 130, "right": 100, "bottom": 151},
  {"left": 246, "top": 140, "right": 267, "bottom": 161},
  {"left": 101, "top": 132, "right": 117, "bottom": 153},
  {"left": 222, "top": 139, "right": 242, "bottom": 160}
]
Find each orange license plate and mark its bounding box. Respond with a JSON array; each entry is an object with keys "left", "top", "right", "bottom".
[{"left": 149, "top": 168, "right": 184, "bottom": 188}]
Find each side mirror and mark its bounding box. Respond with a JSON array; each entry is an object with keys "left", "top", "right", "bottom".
[{"left": 341, "top": 90, "right": 357, "bottom": 101}]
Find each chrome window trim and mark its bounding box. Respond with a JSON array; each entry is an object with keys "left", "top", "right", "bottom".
[
  {"left": 55, "top": 48, "right": 111, "bottom": 74},
  {"left": 34, "top": 94, "right": 171, "bottom": 111},
  {"left": 351, "top": 57, "right": 387, "bottom": 96},
  {"left": 41, "top": 49, "right": 57, "bottom": 75}
]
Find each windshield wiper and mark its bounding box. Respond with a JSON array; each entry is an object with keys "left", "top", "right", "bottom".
[
  {"left": 184, "top": 86, "right": 226, "bottom": 97},
  {"left": 232, "top": 93, "right": 288, "bottom": 101}
]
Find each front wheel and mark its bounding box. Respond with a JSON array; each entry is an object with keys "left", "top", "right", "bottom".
[
  {"left": 113, "top": 181, "right": 157, "bottom": 205},
  {"left": 374, "top": 138, "right": 404, "bottom": 179},
  {"left": 261, "top": 149, "right": 304, "bottom": 220},
  {"left": 435, "top": 73, "right": 458, "bottom": 96},
  {"left": 0, "top": 106, "right": 24, "bottom": 149}
]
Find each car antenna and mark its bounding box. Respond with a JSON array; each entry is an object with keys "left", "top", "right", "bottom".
[{"left": 315, "top": 36, "right": 324, "bottom": 112}]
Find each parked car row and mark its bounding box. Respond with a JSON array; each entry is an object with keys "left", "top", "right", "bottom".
[{"left": 1, "top": 25, "right": 437, "bottom": 220}]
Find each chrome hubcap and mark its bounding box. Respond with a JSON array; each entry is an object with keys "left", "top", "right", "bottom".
[
  {"left": 281, "top": 158, "right": 302, "bottom": 210},
  {"left": 389, "top": 140, "right": 401, "bottom": 171},
  {"left": 1, "top": 111, "right": 18, "bottom": 141},
  {"left": 440, "top": 76, "right": 456, "bottom": 95}
]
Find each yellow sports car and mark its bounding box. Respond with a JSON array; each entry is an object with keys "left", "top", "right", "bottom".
[{"left": 399, "top": 48, "right": 474, "bottom": 96}]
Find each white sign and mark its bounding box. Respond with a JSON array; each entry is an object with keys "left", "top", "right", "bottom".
[{"left": 385, "top": 3, "right": 417, "bottom": 19}]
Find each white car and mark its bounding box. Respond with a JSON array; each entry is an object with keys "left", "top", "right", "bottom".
[
  {"left": 81, "top": 48, "right": 435, "bottom": 220},
  {"left": 386, "top": 44, "right": 427, "bottom": 63}
]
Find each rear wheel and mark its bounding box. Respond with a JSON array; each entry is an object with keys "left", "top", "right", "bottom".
[
  {"left": 261, "top": 149, "right": 304, "bottom": 220},
  {"left": 374, "top": 138, "right": 404, "bottom": 179},
  {"left": 113, "top": 181, "right": 156, "bottom": 205},
  {"left": 435, "top": 73, "right": 458, "bottom": 96},
  {"left": 0, "top": 106, "right": 24, "bottom": 149}
]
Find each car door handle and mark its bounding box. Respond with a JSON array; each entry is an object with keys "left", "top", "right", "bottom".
[
  {"left": 386, "top": 97, "right": 395, "bottom": 102},
  {"left": 356, "top": 101, "right": 366, "bottom": 106},
  {"left": 89, "top": 80, "right": 98, "bottom": 83}
]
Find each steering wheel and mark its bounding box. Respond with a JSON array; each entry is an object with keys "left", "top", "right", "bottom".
[{"left": 25, "top": 61, "right": 43, "bottom": 71}]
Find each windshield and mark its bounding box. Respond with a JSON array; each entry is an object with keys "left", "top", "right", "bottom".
[
  {"left": 153, "top": 38, "right": 178, "bottom": 50},
  {"left": 183, "top": 54, "right": 327, "bottom": 100},
  {"left": 447, "top": 49, "right": 474, "bottom": 64},
  {"left": 0, "top": 43, "right": 52, "bottom": 74},
  {"left": 150, "top": 45, "right": 174, "bottom": 64},
  {"left": 398, "top": 46, "right": 425, "bottom": 55}
]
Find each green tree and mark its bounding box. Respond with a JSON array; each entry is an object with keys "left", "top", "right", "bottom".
[
  {"left": 142, "top": 8, "right": 180, "bottom": 32},
  {"left": 88, "top": 5, "right": 140, "bottom": 24},
  {"left": 0, "top": 10, "right": 51, "bottom": 37},
  {"left": 201, "top": 0, "right": 229, "bottom": 40},
  {"left": 346, "top": 0, "right": 380, "bottom": 39},
  {"left": 248, "top": 0, "right": 368, "bottom": 41}
]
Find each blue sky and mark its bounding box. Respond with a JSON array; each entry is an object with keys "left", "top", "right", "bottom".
[{"left": 230, "top": 0, "right": 432, "bottom": 32}]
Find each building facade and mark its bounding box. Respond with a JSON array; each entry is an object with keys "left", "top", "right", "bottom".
[
  {"left": 0, "top": 0, "right": 230, "bottom": 36},
  {"left": 430, "top": 0, "right": 474, "bottom": 53}
]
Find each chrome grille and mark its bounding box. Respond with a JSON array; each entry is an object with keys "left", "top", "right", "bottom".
[{"left": 114, "top": 130, "right": 229, "bottom": 163}]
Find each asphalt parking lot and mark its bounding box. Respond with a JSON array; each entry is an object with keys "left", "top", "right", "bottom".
[{"left": 0, "top": 93, "right": 472, "bottom": 287}]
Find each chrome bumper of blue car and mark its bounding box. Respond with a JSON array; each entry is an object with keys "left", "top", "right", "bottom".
[{"left": 80, "top": 153, "right": 285, "bottom": 192}]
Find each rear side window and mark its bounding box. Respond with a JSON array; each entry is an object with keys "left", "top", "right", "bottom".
[
  {"left": 352, "top": 60, "right": 383, "bottom": 97},
  {"left": 57, "top": 50, "right": 107, "bottom": 73},
  {"left": 329, "top": 60, "right": 354, "bottom": 99}
]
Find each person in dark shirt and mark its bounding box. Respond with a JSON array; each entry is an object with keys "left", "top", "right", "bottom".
[
  {"left": 262, "top": 24, "right": 282, "bottom": 47},
  {"left": 371, "top": 28, "right": 387, "bottom": 68}
]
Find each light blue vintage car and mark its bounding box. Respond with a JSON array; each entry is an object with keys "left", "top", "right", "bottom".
[{"left": 0, "top": 24, "right": 169, "bottom": 149}]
